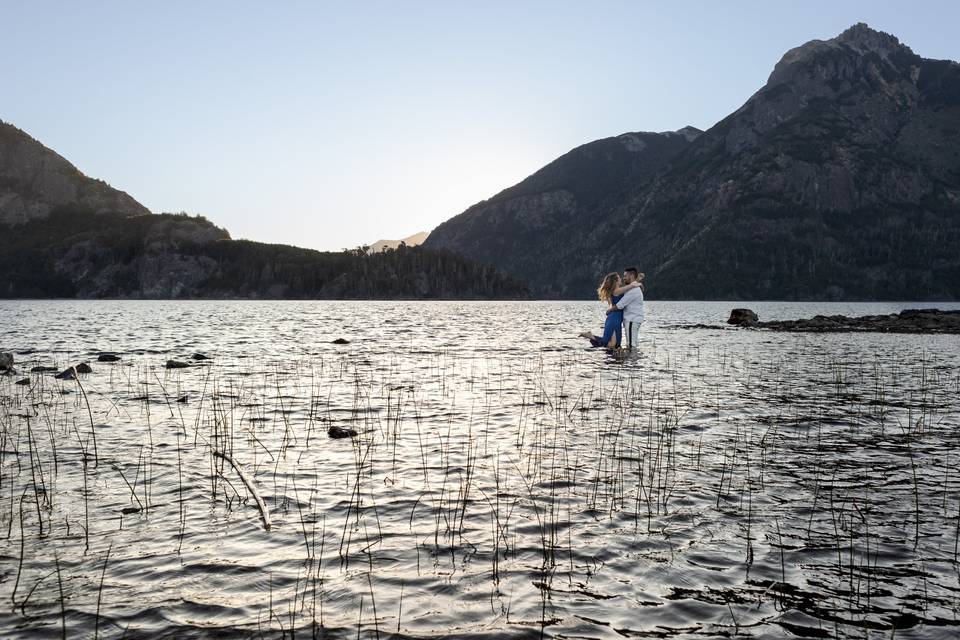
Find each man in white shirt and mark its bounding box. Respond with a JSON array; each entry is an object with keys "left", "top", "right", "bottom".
[{"left": 612, "top": 267, "right": 644, "bottom": 349}]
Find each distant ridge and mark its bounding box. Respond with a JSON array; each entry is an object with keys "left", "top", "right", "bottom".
[
  {"left": 426, "top": 24, "right": 960, "bottom": 300},
  {"left": 368, "top": 231, "right": 430, "bottom": 253}
]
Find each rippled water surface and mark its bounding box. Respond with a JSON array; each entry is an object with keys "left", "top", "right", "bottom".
[{"left": 1, "top": 300, "right": 959, "bottom": 639}]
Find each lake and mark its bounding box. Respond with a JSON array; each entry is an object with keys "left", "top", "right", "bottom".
[{"left": 1, "top": 300, "right": 959, "bottom": 639}]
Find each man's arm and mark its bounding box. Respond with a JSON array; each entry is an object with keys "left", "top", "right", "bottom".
[
  {"left": 616, "top": 287, "right": 640, "bottom": 310},
  {"left": 612, "top": 281, "right": 641, "bottom": 296}
]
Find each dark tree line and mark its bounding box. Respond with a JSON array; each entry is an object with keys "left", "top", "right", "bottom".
[{"left": 1, "top": 207, "right": 529, "bottom": 299}]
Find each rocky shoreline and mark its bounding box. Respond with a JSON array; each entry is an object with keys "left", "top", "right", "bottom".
[{"left": 728, "top": 308, "right": 960, "bottom": 333}]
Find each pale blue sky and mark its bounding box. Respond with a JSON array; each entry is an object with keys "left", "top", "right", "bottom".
[{"left": 3, "top": 1, "right": 958, "bottom": 250}]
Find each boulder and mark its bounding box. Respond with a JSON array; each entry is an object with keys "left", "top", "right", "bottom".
[
  {"left": 331, "top": 338, "right": 350, "bottom": 345},
  {"left": 16, "top": 378, "right": 30, "bottom": 386},
  {"left": 30, "top": 365, "right": 59, "bottom": 373},
  {"left": 727, "top": 308, "right": 759, "bottom": 326},
  {"left": 0, "top": 353, "right": 13, "bottom": 370},
  {"left": 97, "top": 353, "right": 121, "bottom": 362},
  {"left": 166, "top": 360, "right": 190, "bottom": 369},
  {"left": 55, "top": 367, "right": 77, "bottom": 380},
  {"left": 328, "top": 426, "right": 358, "bottom": 439},
  {"left": 75, "top": 362, "right": 93, "bottom": 374},
  {"left": 191, "top": 353, "right": 211, "bottom": 360}
]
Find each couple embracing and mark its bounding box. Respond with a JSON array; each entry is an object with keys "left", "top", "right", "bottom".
[{"left": 580, "top": 267, "right": 645, "bottom": 350}]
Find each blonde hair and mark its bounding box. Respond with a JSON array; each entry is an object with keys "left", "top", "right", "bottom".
[{"left": 596, "top": 272, "right": 620, "bottom": 303}]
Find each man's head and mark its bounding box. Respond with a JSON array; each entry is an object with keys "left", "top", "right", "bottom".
[{"left": 623, "top": 267, "right": 639, "bottom": 284}]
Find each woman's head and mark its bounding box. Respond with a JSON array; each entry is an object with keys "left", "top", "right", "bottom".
[{"left": 597, "top": 272, "right": 620, "bottom": 302}]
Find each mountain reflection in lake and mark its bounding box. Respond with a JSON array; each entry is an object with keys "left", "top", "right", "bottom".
[{"left": 1, "top": 300, "right": 959, "bottom": 639}]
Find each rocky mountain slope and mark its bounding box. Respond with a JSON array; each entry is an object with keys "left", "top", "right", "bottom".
[
  {"left": 1, "top": 123, "right": 526, "bottom": 299},
  {"left": 0, "top": 121, "right": 149, "bottom": 225},
  {"left": 426, "top": 24, "right": 960, "bottom": 300},
  {"left": 427, "top": 127, "right": 701, "bottom": 294}
]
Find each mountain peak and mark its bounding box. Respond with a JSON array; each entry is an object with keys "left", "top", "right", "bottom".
[
  {"left": 833, "top": 22, "right": 903, "bottom": 53},
  {"left": 673, "top": 126, "right": 703, "bottom": 142},
  {"left": 834, "top": 23, "right": 905, "bottom": 56},
  {"left": 766, "top": 23, "right": 916, "bottom": 89}
]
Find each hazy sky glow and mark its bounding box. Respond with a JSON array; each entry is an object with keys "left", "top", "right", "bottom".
[{"left": 3, "top": 1, "right": 958, "bottom": 251}]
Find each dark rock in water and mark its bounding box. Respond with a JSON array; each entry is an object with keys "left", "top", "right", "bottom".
[
  {"left": 75, "top": 362, "right": 93, "bottom": 374},
  {"left": 166, "top": 360, "right": 190, "bottom": 369},
  {"left": 755, "top": 308, "right": 960, "bottom": 333},
  {"left": 331, "top": 338, "right": 350, "bottom": 345},
  {"left": 120, "top": 507, "right": 141, "bottom": 515},
  {"left": 328, "top": 426, "right": 358, "bottom": 439},
  {"left": 177, "top": 395, "right": 189, "bottom": 403},
  {"left": 55, "top": 367, "right": 77, "bottom": 380},
  {"left": 98, "top": 353, "right": 121, "bottom": 362},
  {"left": 31, "top": 365, "right": 59, "bottom": 372},
  {"left": 16, "top": 378, "right": 30, "bottom": 386},
  {"left": 727, "top": 308, "right": 759, "bottom": 326},
  {"left": 191, "top": 353, "right": 211, "bottom": 360},
  {"left": 0, "top": 352, "right": 13, "bottom": 370}
]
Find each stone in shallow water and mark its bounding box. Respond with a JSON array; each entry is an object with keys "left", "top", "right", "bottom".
[
  {"left": 98, "top": 353, "right": 121, "bottom": 362},
  {"left": 727, "top": 308, "right": 759, "bottom": 326},
  {"left": 328, "top": 426, "right": 358, "bottom": 439},
  {"left": 55, "top": 367, "right": 76, "bottom": 380},
  {"left": 166, "top": 360, "right": 190, "bottom": 369},
  {"left": 191, "top": 353, "right": 211, "bottom": 360},
  {"left": 75, "top": 362, "right": 93, "bottom": 374},
  {"left": 16, "top": 378, "right": 30, "bottom": 386},
  {"left": 0, "top": 353, "right": 13, "bottom": 370},
  {"left": 331, "top": 338, "right": 350, "bottom": 345},
  {"left": 31, "top": 365, "right": 58, "bottom": 372}
]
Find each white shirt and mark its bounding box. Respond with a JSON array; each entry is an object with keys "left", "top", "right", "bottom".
[{"left": 616, "top": 286, "right": 645, "bottom": 324}]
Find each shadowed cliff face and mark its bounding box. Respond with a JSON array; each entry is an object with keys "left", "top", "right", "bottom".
[
  {"left": 426, "top": 24, "right": 960, "bottom": 300},
  {"left": 0, "top": 121, "right": 150, "bottom": 225}
]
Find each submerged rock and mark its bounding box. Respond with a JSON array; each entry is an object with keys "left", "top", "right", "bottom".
[
  {"left": 0, "top": 353, "right": 13, "bottom": 370},
  {"left": 166, "top": 360, "right": 190, "bottom": 369},
  {"left": 331, "top": 338, "right": 350, "bottom": 345},
  {"left": 727, "top": 308, "right": 759, "bottom": 326},
  {"left": 75, "top": 362, "right": 93, "bottom": 374},
  {"left": 31, "top": 365, "right": 59, "bottom": 372},
  {"left": 191, "top": 353, "right": 211, "bottom": 360},
  {"left": 97, "top": 353, "right": 121, "bottom": 362},
  {"left": 328, "top": 426, "right": 358, "bottom": 439},
  {"left": 16, "top": 378, "right": 30, "bottom": 386},
  {"left": 55, "top": 367, "right": 77, "bottom": 380}
]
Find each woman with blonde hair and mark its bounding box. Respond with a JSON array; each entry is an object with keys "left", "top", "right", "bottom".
[{"left": 579, "top": 272, "right": 642, "bottom": 348}]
